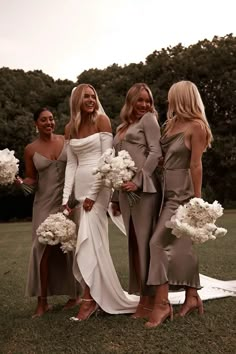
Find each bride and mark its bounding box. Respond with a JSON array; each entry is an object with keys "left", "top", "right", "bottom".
[{"left": 62, "top": 84, "right": 139, "bottom": 321}]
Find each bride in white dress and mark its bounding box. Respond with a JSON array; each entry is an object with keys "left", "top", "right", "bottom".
[{"left": 62, "top": 84, "right": 139, "bottom": 321}]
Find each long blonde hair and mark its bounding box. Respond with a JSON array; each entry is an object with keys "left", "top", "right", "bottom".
[
  {"left": 69, "top": 84, "right": 99, "bottom": 138},
  {"left": 118, "top": 83, "right": 158, "bottom": 132},
  {"left": 165, "top": 80, "right": 213, "bottom": 147}
]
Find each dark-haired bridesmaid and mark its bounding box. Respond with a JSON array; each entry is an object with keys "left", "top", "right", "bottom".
[{"left": 16, "top": 107, "right": 78, "bottom": 317}]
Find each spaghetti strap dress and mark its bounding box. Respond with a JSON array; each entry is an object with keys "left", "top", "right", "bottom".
[
  {"left": 25, "top": 143, "right": 77, "bottom": 297},
  {"left": 147, "top": 132, "right": 200, "bottom": 289}
]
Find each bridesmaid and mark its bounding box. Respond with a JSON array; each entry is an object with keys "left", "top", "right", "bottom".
[
  {"left": 112, "top": 83, "right": 162, "bottom": 318},
  {"left": 16, "top": 107, "right": 78, "bottom": 317},
  {"left": 145, "top": 81, "right": 213, "bottom": 328}
]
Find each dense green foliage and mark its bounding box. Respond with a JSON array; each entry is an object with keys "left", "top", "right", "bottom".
[{"left": 0, "top": 34, "right": 235, "bottom": 219}]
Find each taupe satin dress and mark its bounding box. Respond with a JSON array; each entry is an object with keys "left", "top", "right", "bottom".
[
  {"left": 147, "top": 132, "right": 200, "bottom": 289},
  {"left": 25, "top": 144, "right": 77, "bottom": 297},
  {"left": 113, "top": 113, "right": 162, "bottom": 296}
]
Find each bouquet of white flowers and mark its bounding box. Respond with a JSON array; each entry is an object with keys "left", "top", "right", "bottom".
[
  {"left": 0, "top": 148, "right": 19, "bottom": 185},
  {"left": 36, "top": 212, "right": 77, "bottom": 253},
  {"left": 93, "top": 148, "right": 140, "bottom": 206},
  {"left": 166, "top": 197, "right": 227, "bottom": 244}
]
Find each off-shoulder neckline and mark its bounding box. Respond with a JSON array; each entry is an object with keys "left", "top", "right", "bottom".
[{"left": 70, "top": 132, "right": 112, "bottom": 141}]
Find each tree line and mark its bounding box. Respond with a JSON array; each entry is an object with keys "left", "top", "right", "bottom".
[{"left": 0, "top": 34, "right": 235, "bottom": 220}]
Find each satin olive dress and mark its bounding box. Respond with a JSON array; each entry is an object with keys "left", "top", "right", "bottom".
[
  {"left": 147, "top": 132, "right": 200, "bottom": 289},
  {"left": 25, "top": 143, "right": 77, "bottom": 297},
  {"left": 113, "top": 113, "right": 162, "bottom": 296}
]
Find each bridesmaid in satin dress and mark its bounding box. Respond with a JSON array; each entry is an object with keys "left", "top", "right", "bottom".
[
  {"left": 112, "top": 83, "right": 162, "bottom": 319},
  {"left": 145, "top": 81, "right": 213, "bottom": 328},
  {"left": 16, "top": 108, "right": 78, "bottom": 318}
]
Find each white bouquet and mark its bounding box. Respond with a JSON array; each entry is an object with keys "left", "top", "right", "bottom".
[
  {"left": 93, "top": 148, "right": 140, "bottom": 205},
  {"left": 36, "top": 212, "right": 77, "bottom": 253},
  {"left": 0, "top": 148, "right": 19, "bottom": 185},
  {"left": 166, "top": 198, "right": 227, "bottom": 244}
]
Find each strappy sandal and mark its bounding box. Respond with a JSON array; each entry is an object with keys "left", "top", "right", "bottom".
[
  {"left": 70, "top": 298, "right": 99, "bottom": 322},
  {"left": 145, "top": 299, "right": 173, "bottom": 328}
]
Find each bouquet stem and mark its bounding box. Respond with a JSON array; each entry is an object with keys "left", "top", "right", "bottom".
[
  {"left": 20, "top": 183, "right": 36, "bottom": 196},
  {"left": 127, "top": 191, "right": 140, "bottom": 207}
]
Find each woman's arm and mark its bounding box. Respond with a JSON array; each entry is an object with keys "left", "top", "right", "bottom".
[
  {"left": 189, "top": 123, "right": 207, "bottom": 198},
  {"left": 23, "top": 145, "right": 37, "bottom": 184},
  {"left": 83, "top": 115, "right": 113, "bottom": 210},
  {"left": 62, "top": 144, "right": 77, "bottom": 205},
  {"left": 131, "top": 112, "right": 162, "bottom": 191},
  {"left": 86, "top": 132, "right": 113, "bottom": 202}
]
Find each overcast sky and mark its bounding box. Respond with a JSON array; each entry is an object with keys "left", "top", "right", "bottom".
[{"left": 0, "top": 0, "right": 235, "bottom": 81}]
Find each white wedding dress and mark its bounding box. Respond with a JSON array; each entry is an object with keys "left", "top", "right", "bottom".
[
  {"left": 63, "top": 132, "right": 138, "bottom": 313},
  {"left": 108, "top": 205, "right": 236, "bottom": 304}
]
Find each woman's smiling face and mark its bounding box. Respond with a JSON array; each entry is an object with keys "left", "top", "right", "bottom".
[
  {"left": 81, "top": 86, "right": 97, "bottom": 114},
  {"left": 133, "top": 88, "right": 151, "bottom": 119}
]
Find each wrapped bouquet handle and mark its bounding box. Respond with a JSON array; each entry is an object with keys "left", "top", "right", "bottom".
[{"left": 15, "top": 176, "right": 36, "bottom": 196}]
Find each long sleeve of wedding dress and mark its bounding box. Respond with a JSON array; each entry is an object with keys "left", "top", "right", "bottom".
[
  {"left": 62, "top": 143, "right": 77, "bottom": 205},
  {"left": 87, "top": 132, "right": 113, "bottom": 201}
]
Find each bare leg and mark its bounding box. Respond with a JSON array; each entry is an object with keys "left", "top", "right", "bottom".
[
  {"left": 177, "top": 286, "right": 203, "bottom": 317},
  {"left": 145, "top": 283, "right": 173, "bottom": 328},
  {"left": 32, "top": 245, "right": 52, "bottom": 318}
]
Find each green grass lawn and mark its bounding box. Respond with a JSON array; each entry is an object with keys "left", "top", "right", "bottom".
[{"left": 0, "top": 212, "right": 235, "bottom": 354}]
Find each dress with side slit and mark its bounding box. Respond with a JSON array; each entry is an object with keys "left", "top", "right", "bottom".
[
  {"left": 113, "top": 113, "right": 162, "bottom": 296},
  {"left": 25, "top": 143, "right": 77, "bottom": 297}
]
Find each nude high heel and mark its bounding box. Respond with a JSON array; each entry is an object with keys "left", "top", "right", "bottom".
[
  {"left": 177, "top": 294, "right": 204, "bottom": 317},
  {"left": 70, "top": 298, "right": 99, "bottom": 322},
  {"left": 131, "top": 304, "right": 152, "bottom": 319},
  {"left": 145, "top": 299, "right": 173, "bottom": 329}
]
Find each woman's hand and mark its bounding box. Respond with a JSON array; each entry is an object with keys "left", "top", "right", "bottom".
[
  {"left": 83, "top": 198, "right": 95, "bottom": 212},
  {"left": 15, "top": 176, "right": 36, "bottom": 186},
  {"left": 111, "top": 202, "right": 121, "bottom": 216},
  {"left": 59, "top": 204, "right": 68, "bottom": 213},
  {"left": 14, "top": 176, "right": 23, "bottom": 185},
  {"left": 122, "top": 181, "right": 138, "bottom": 192}
]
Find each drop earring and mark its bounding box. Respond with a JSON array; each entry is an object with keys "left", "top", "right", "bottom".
[{"left": 35, "top": 126, "right": 39, "bottom": 134}]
